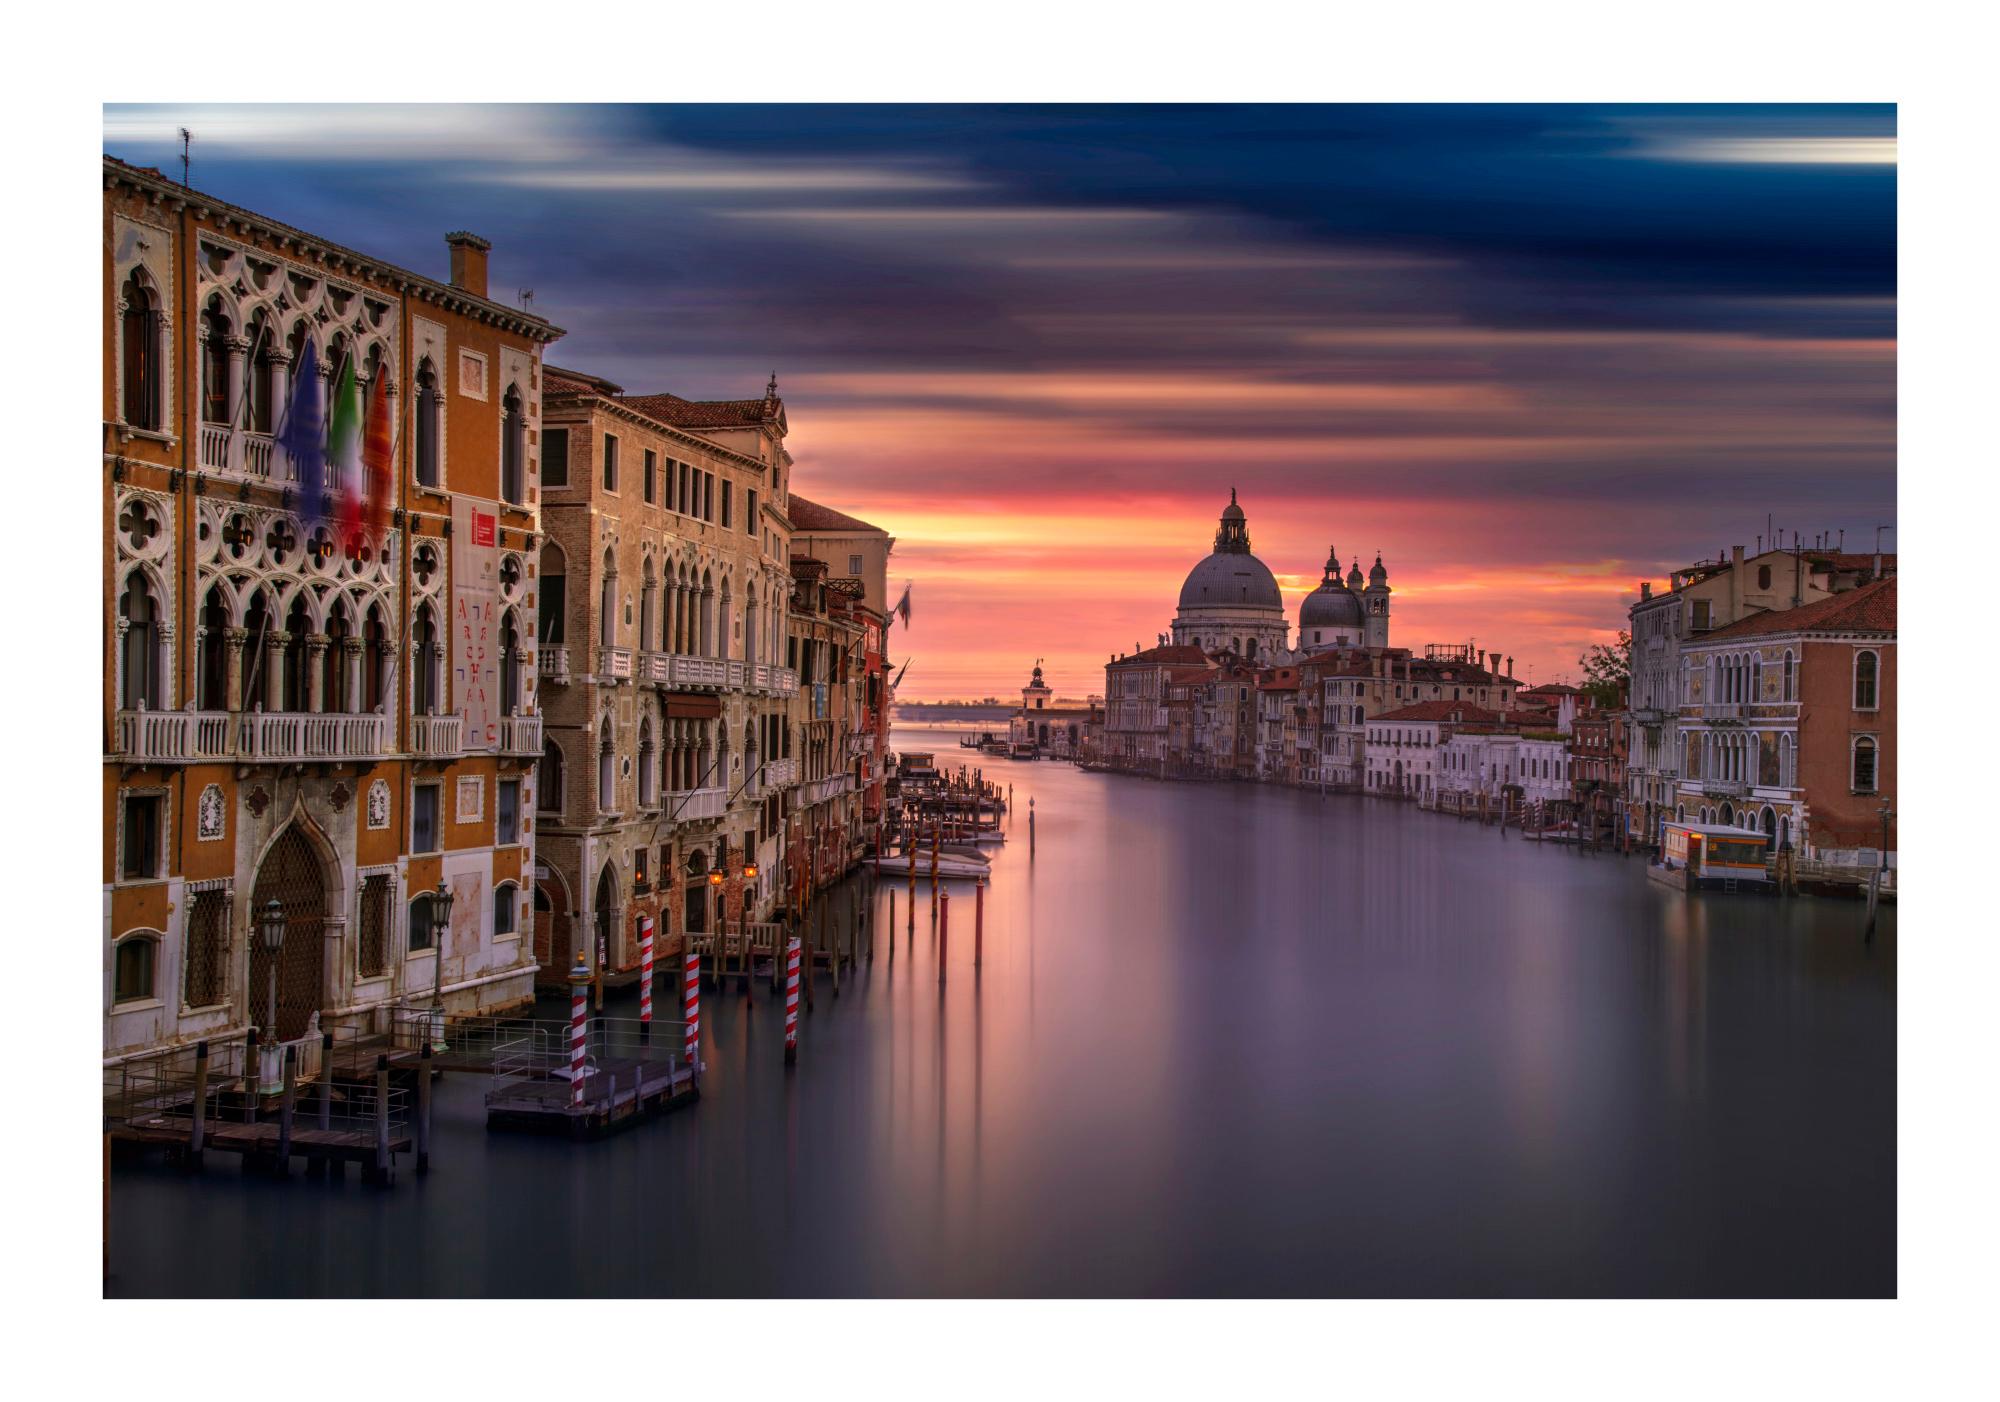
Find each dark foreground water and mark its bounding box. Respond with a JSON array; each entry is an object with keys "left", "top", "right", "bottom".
[{"left": 109, "top": 727, "right": 1895, "bottom": 1297}]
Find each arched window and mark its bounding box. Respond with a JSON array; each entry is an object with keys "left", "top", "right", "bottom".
[
  {"left": 408, "top": 892, "right": 438, "bottom": 952},
  {"left": 1853, "top": 650, "right": 1879, "bottom": 710},
  {"left": 281, "top": 595, "right": 312, "bottom": 711},
  {"left": 638, "top": 720, "right": 656, "bottom": 807},
  {"left": 1852, "top": 736, "right": 1878, "bottom": 794},
  {"left": 324, "top": 598, "right": 352, "bottom": 713},
  {"left": 493, "top": 882, "right": 519, "bottom": 938},
  {"left": 640, "top": 560, "right": 657, "bottom": 653},
  {"left": 119, "top": 572, "right": 161, "bottom": 711},
  {"left": 600, "top": 549, "right": 618, "bottom": 648},
  {"left": 113, "top": 931, "right": 159, "bottom": 1004},
  {"left": 412, "top": 602, "right": 440, "bottom": 716},
  {"left": 1782, "top": 649, "right": 1796, "bottom": 703},
  {"left": 538, "top": 740, "right": 565, "bottom": 812},
  {"left": 247, "top": 312, "right": 278, "bottom": 434},
  {"left": 121, "top": 271, "right": 162, "bottom": 430},
  {"left": 1758, "top": 564, "right": 1772, "bottom": 591},
  {"left": 201, "top": 296, "right": 232, "bottom": 425},
  {"left": 539, "top": 544, "right": 566, "bottom": 645},
  {"left": 197, "top": 585, "right": 229, "bottom": 710},
  {"left": 499, "top": 608, "right": 521, "bottom": 717},
  {"left": 363, "top": 603, "right": 389, "bottom": 711},
  {"left": 501, "top": 384, "right": 525, "bottom": 505},
  {"left": 1779, "top": 732, "right": 1795, "bottom": 788},
  {"left": 598, "top": 729, "right": 616, "bottom": 811},
  {"left": 414, "top": 358, "right": 441, "bottom": 488}
]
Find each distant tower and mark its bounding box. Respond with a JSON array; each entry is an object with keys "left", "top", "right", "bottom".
[
  {"left": 1022, "top": 659, "right": 1052, "bottom": 711},
  {"left": 1363, "top": 553, "right": 1392, "bottom": 649}
]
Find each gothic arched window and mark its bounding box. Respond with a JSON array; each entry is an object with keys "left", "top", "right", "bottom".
[
  {"left": 119, "top": 572, "right": 161, "bottom": 710},
  {"left": 121, "top": 271, "right": 162, "bottom": 430},
  {"left": 201, "top": 296, "right": 232, "bottom": 425},
  {"left": 501, "top": 383, "right": 525, "bottom": 505},
  {"left": 1853, "top": 650, "right": 1879, "bottom": 710},
  {"left": 412, "top": 602, "right": 440, "bottom": 716},
  {"left": 538, "top": 740, "right": 565, "bottom": 812},
  {"left": 414, "top": 358, "right": 441, "bottom": 488},
  {"left": 539, "top": 543, "right": 566, "bottom": 645}
]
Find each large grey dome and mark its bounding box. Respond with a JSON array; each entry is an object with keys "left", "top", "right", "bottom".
[
  {"left": 1179, "top": 551, "right": 1283, "bottom": 609},
  {"left": 1300, "top": 580, "right": 1364, "bottom": 627}
]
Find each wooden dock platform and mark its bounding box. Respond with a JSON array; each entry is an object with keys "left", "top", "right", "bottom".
[{"left": 485, "top": 1057, "right": 698, "bottom": 1137}]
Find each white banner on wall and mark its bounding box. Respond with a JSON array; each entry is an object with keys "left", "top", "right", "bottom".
[{"left": 452, "top": 495, "right": 501, "bottom": 752}]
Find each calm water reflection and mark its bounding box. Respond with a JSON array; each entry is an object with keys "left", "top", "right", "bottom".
[{"left": 109, "top": 727, "right": 1895, "bottom": 1297}]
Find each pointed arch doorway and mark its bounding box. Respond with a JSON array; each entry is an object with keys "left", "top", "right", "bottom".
[{"left": 248, "top": 824, "right": 329, "bottom": 1041}]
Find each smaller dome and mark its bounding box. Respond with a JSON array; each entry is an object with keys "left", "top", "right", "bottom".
[
  {"left": 1220, "top": 487, "right": 1244, "bottom": 521},
  {"left": 1301, "top": 581, "right": 1364, "bottom": 629},
  {"left": 1346, "top": 560, "right": 1364, "bottom": 588},
  {"left": 1369, "top": 553, "right": 1388, "bottom": 585}
]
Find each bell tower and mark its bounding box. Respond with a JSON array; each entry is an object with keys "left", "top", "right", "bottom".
[
  {"left": 1022, "top": 659, "right": 1053, "bottom": 711},
  {"left": 1364, "top": 553, "right": 1392, "bottom": 649}
]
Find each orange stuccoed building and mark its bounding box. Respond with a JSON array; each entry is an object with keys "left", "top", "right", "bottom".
[{"left": 103, "top": 156, "right": 565, "bottom": 1064}]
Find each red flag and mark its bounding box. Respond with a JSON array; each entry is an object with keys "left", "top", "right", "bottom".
[{"left": 363, "top": 370, "right": 393, "bottom": 540}]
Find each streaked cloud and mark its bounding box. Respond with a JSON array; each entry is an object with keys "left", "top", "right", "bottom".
[{"left": 102, "top": 103, "right": 1894, "bottom": 697}]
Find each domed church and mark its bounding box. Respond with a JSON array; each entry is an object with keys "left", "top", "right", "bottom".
[
  {"left": 1167, "top": 491, "right": 1394, "bottom": 661},
  {"left": 1298, "top": 545, "right": 1392, "bottom": 652},
  {"left": 1170, "top": 490, "right": 1291, "bottom": 660}
]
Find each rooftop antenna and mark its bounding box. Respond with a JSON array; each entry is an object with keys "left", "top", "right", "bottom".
[
  {"left": 178, "top": 127, "right": 191, "bottom": 186},
  {"left": 518, "top": 288, "right": 535, "bottom": 312}
]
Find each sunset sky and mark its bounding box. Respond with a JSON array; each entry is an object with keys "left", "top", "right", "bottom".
[{"left": 104, "top": 104, "right": 1896, "bottom": 698}]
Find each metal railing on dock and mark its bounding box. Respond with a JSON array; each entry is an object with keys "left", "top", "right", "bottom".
[{"left": 484, "top": 1015, "right": 696, "bottom": 1135}]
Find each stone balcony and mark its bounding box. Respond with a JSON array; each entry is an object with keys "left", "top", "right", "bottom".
[
  {"left": 538, "top": 646, "right": 572, "bottom": 686},
  {"left": 637, "top": 651, "right": 673, "bottom": 685},
  {"left": 408, "top": 713, "right": 464, "bottom": 760},
  {"left": 198, "top": 424, "right": 287, "bottom": 483},
  {"left": 596, "top": 645, "right": 634, "bottom": 683},
  {"left": 495, "top": 712, "right": 543, "bottom": 757},
  {"left": 114, "top": 708, "right": 236, "bottom": 764},
  {"left": 239, "top": 710, "right": 391, "bottom": 763},
  {"left": 801, "top": 773, "right": 854, "bottom": 807},
  {"left": 665, "top": 785, "right": 727, "bottom": 822},
  {"left": 763, "top": 757, "right": 799, "bottom": 788}
]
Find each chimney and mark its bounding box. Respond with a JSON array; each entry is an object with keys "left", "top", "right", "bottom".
[
  {"left": 1640, "top": 581, "right": 1652, "bottom": 601},
  {"left": 1505, "top": 655, "right": 1513, "bottom": 679},
  {"left": 446, "top": 231, "right": 492, "bottom": 299}
]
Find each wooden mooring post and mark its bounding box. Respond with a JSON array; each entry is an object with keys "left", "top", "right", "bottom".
[
  {"left": 975, "top": 879, "right": 985, "bottom": 967},
  {"left": 188, "top": 1040, "right": 210, "bottom": 1169},
  {"left": 275, "top": 1045, "right": 297, "bottom": 1173},
  {"left": 416, "top": 1041, "right": 434, "bottom": 1174},
  {"left": 371, "top": 1054, "right": 391, "bottom": 1185},
  {"left": 317, "top": 1030, "right": 333, "bottom": 1132},
  {"left": 940, "top": 888, "right": 950, "bottom": 985},
  {"left": 243, "top": 1027, "right": 259, "bottom": 1123}
]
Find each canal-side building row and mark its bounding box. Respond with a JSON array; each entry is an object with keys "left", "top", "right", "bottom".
[
  {"left": 531, "top": 366, "right": 801, "bottom": 988},
  {"left": 104, "top": 156, "right": 899, "bottom": 1064},
  {"left": 105, "top": 157, "right": 564, "bottom": 1061}
]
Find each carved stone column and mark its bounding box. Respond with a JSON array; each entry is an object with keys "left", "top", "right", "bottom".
[
  {"left": 225, "top": 335, "right": 249, "bottom": 432},
  {"left": 305, "top": 633, "right": 330, "bottom": 713},
  {"left": 225, "top": 626, "right": 249, "bottom": 713},
  {"left": 343, "top": 637, "right": 365, "bottom": 715},
  {"left": 264, "top": 631, "right": 287, "bottom": 712}
]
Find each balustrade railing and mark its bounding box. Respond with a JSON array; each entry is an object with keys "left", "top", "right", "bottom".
[
  {"left": 667, "top": 786, "right": 727, "bottom": 822},
  {"left": 637, "top": 651, "right": 672, "bottom": 684},
  {"left": 596, "top": 646, "right": 634, "bottom": 681},
  {"left": 240, "top": 710, "right": 390, "bottom": 762},
  {"left": 408, "top": 713, "right": 464, "bottom": 759},
  {"left": 199, "top": 423, "right": 231, "bottom": 471},
  {"left": 114, "top": 708, "right": 236, "bottom": 763},
  {"left": 539, "top": 645, "right": 571, "bottom": 684},
  {"left": 495, "top": 712, "right": 543, "bottom": 756},
  {"left": 764, "top": 757, "right": 799, "bottom": 788},
  {"left": 669, "top": 654, "right": 728, "bottom": 688}
]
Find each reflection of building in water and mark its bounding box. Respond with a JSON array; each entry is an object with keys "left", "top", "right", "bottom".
[{"left": 1007, "top": 660, "right": 1101, "bottom": 759}]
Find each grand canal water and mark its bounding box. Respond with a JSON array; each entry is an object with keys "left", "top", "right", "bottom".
[{"left": 107, "top": 727, "right": 1896, "bottom": 1297}]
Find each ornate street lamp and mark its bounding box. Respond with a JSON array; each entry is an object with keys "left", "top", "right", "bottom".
[
  {"left": 257, "top": 898, "right": 286, "bottom": 1094},
  {"left": 428, "top": 878, "right": 454, "bottom": 1052},
  {"left": 1877, "top": 799, "right": 1894, "bottom": 873},
  {"left": 257, "top": 898, "right": 286, "bottom": 1036}
]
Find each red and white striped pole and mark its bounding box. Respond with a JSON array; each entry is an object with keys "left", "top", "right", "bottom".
[
  {"left": 683, "top": 945, "right": 700, "bottom": 1079},
  {"left": 784, "top": 937, "right": 801, "bottom": 1065},
  {"left": 637, "top": 914, "right": 655, "bottom": 1040},
  {"left": 568, "top": 954, "right": 590, "bottom": 1112}
]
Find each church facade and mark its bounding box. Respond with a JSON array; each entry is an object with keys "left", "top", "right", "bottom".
[{"left": 1168, "top": 491, "right": 1393, "bottom": 662}]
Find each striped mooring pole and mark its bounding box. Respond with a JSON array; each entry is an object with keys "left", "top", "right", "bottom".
[
  {"left": 683, "top": 946, "right": 701, "bottom": 1078},
  {"left": 637, "top": 914, "right": 655, "bottom": 1040},
  {"left": 784, "top": 937, "right": 801, "bottom": 1065},
  {"left": 568, "top": 954, "right": 590, "bottom": 1112}
]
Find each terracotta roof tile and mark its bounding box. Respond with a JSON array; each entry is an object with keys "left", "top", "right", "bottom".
[
  {"left": 787, "top": 494, "right": 883, "bottom": 534},
  {"left": 1702, "top": 577, "right": 1896, "bottom": 642},
  {"left": 1371, "top": 700, "right": 1505, "bottom": 724},
  {"left": 619, "top": 391, "right": 776, "bottom": 430}
]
